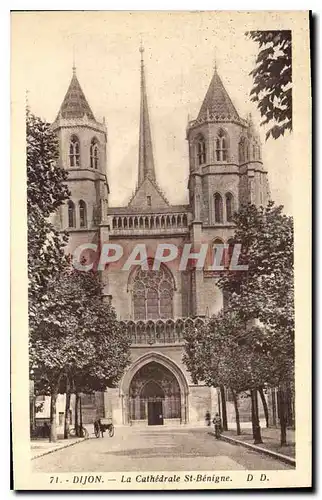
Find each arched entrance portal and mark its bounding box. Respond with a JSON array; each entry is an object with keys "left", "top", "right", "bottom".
[{"left": 129, "top": 362, "right": 181, "bottom": 425}]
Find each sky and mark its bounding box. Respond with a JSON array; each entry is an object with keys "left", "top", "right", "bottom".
[{"left": 12, "top": 11, "right": 293, "bottom": 213}]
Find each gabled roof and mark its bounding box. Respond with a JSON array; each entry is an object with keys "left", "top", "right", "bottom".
[
  {"left": 197, "top": 67, "right": 240, "bottom": 121},
  {"left": 128, "top": 176, "right": 169, "bottom": 209},
  {"left": 56, "top": 68, "right": 96, "bottom": 121}
]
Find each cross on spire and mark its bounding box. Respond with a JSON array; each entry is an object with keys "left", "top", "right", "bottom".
[
  {"left": 213, "top": 49, "right": 217, "bottom": 71},
  {"left": 72, "top": 46, "right": 76, "bottom": 75}
]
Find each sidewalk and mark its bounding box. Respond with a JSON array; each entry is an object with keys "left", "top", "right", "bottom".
[
  {"left": 218, "top": 426, "right": 296, "bottom": 465},
  {"left": 31, "top": 425, "right": 94, "bottom": 459}
]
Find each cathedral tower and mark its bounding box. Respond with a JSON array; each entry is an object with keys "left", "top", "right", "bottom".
[
  {"left": 186, "top": 65, "right": 270, "bottom": 317},
  {"left": 186, "top": 65, "right": 270, "bottom": 226},
  {"left": 52, "top": 65, "right": 109, "bottom": 254}
]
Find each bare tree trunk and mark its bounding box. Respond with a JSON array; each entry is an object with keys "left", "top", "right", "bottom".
[
  {"left": 231, "top": 389, "right": 241, "bottom": 435},
  {"left": 259, "top": 387, "right": 269, "bottom": 428},
  {"left": 271, "top": 388, "right": 277, "bottom": 427},
  {"left": 79, "top": 395, "right": 83, "bottom": 437},
  {"left": 29, "top": 380, "right": 35, "bottom": 437},
  {"left": 251, "top": 390, "right": 256, "bottom": 440},
  {"left": 50, "top": 385, "right": 59, "bottom": 443},
  {"left": 220, "top": 386, "right": 228, "bottom": 431},
  {"left": 64, "top": 376, "right": 71, "bottom": 439},
  {"left": 251, "top": 389, "right": 263, "bottom": 444},
  {"left": 75, "top": 392, "right": 79, "bottom": 436},
  {"left": 278, "top": 385, "right": 287, "bottom": 446}
]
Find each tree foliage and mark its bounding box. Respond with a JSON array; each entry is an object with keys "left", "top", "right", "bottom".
[
  {"left": 183, "top": 313, "right": 281, "bottom": 394},
  {"left": 183, "top": 201, "right": 294, "bottom": 444},
  {"left": 27, "top": 110, "right": 70, "bottom": 326},
  {"left": 31, "top": 268, "right": 131, "bottom": 397},
  {"left": 30, "top": 267, "right": 131, "bottom": 441},
  {"left": 246, "top": 30, "right": 292, "bottom": 140},
  {"left": 218, "top": 201, "right": 294, "bottom": 378},
  {"left": 27, "top": 110, "right": 131, "bottom": 441}
]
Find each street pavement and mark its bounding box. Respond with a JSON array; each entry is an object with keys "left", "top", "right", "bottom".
[{"left": 32, "top": 427, "right": 293, "bottom": 473}]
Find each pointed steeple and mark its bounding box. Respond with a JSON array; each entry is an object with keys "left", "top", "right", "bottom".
[
  {"left": 56, "top": 66, "right": 96, "bottom": 121},
  {"left": 197, "top": 67, "right": 240, "bottom": 121},
  {"left": 138, "top": 44, "right": 156, "bottom": 186}
]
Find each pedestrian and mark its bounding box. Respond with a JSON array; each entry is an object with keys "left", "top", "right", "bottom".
[
  {"left": 205, "top": 410, "right": 211, "bottom": 426},
  {"left": 213, "top": 413, "right": 221, "bottom": 439}
]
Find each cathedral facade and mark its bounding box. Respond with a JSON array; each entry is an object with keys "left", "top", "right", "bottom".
[{"left": 50, "top": 48, "right": 270, "bottom": 426}]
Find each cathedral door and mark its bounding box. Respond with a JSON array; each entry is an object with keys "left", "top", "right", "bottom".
[
  {"left": 129, "top": 362, "right": 181, "bottom": 424},
  {"left": 148, "top": 401, "right": 163, "bottom": 425}
]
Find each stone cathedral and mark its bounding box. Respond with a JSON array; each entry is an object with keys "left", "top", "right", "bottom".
[{"left": 49, "top": 48, "right": 271, "bottom": 427}]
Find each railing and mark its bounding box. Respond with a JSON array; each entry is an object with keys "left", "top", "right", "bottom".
[
  {"left": 109, "top": 213, "right": 189, "bottom": 235},
  {"left": 119, "top": 317, "right": 206, "bottom": 345}
]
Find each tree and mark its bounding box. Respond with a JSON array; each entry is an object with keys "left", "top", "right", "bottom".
[
  {"left": 183, "top": 312, "right": 249, "bottom": 435},
  {"left": 184, "top": 202, "right": 294, "bottom": 445},
  {"left": 27, "top": 109, "right": 71, "bottom": 437},
  {"left": 218, "top": 201, "right": 294, "bottom": 445},
  {"left": 27, "top": 110, "right": 70, "bottom": 329},
  {"left": 246, "top": 30, "right": 292, "bottom": 140},
  {"left": 31, "top": 268, "right": 131, "bottom": 442}
]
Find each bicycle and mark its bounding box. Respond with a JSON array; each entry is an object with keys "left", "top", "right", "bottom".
[{"left": 68, "top": 426, "right": 89, "bottom": 439}]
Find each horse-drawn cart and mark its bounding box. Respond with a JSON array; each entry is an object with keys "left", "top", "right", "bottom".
[{"left": 94, "top": 417, "right": 114, "bottom": 438}]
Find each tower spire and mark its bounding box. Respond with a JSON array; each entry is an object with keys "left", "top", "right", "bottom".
[
  {"left": 72, "top": 46, "right": 76, "bottom": 75},
  {"left": 197, "top": 65, "right": 240, "bottom": 122},
  {"left": 138, "top": 43, "right": 156, "bottom": 186}
]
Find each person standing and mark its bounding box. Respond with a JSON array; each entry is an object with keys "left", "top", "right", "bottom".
[{"left": 213, "top": 413, "right": 222, "bottom": 439}]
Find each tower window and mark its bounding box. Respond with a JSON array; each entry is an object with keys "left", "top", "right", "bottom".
[
  {"left": 79, "top": 200, "right": 87, "bottom": 228},
  {"left": 196, "top": 136, "right": 206, "bottom": 165},
  {"left": 214, "top": 193, "right": 223, "bottom": 223},
  {"left": 68, "top": 200, "right": 76, "bottom": 228},
  {"left": 225, "top": 193, "right": 234, "bottom": 222},
  {"left": 90, "top": 138, "right": 99, "bottom": 169},
  {"left": 215, "top": 130, "right": 229, "bottom": 162},
  {"left": 147, "top": 196, "right": 151, "bottom": 206},
  {"left": 69, "top": 135, "right": 80, "bottom": 167}
]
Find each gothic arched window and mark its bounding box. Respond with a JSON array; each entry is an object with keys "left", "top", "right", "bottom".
[
  {"left": 215, "top": 130, "right": 229, "bottom": 161},
  {"left": 225, "top": 193, "right": 234, "bottom": 222},
  {"left": 90, "top": 138, "right": 99, "bottom": 169},
  {"left": 132, "top": 263, "right": 174, "bottom": 320},
  {"left": 69, "top": 135, "right": 80, "bottom": 167},
  {"left": 79, "top": 200, "right": 87, "bottom": 228},
  {"left": 214, "top": 193, "right": 223, "bottom": 223},
  {"left": 196, "top": 136, "right": 206, "bottom": 165},
  {"left": 68, "top": 200, "right": 76, "bottom": 228}
]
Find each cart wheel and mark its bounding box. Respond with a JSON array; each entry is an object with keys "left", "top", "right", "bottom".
[
  {"left": 94, "top": 428, "right": 100, "bottom": 438},
  {"left": 109, "top": 424, "right": 114, "bottom": 437},
  {"left": 69, "top": 428, "right": 76, "bottom": 437},
  {"left": 81, "top": 427, "right": 89, "bottom": 439}
]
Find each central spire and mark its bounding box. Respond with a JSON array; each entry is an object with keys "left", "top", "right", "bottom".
[{"left": 138, "top": 44, "right": 156, "bottom": 186}]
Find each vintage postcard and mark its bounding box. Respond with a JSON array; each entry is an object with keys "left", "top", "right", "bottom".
[{"left": 11, "top": 10, "right": 311, "bottom": 490}]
